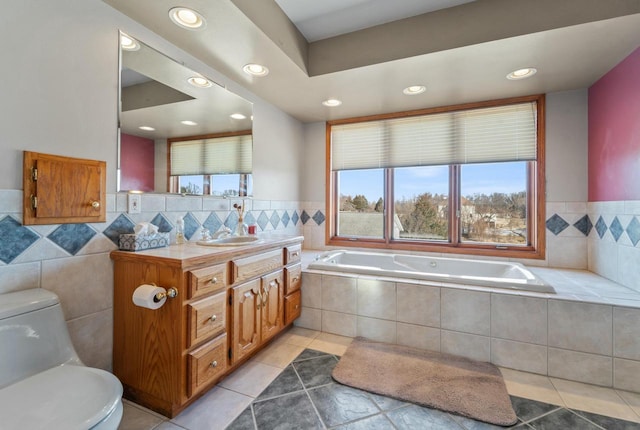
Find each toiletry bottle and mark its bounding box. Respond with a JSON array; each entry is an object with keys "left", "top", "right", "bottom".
[{"left": 176, "top": 217, "right": 185, "bottom": 244}]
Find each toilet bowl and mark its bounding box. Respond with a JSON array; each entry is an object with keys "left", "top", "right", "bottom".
[{"left": 0, "top": 288, "right": 123, "bottom": 429}]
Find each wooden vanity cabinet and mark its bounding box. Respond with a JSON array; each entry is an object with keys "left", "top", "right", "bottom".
[{"left": 111, "top": 236, "right": 303, "bottom": 418}]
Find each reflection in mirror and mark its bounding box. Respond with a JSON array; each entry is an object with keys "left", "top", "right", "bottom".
[{"left": 118, "top": 32, "right": 253, "bottom": 196}]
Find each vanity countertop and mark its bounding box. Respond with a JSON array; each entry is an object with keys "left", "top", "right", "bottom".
[{"left": 110, "top": 234, "right": 303, "bottom": 271}]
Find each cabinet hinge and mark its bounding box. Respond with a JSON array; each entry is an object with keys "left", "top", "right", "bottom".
[
  {"left": 31, "top": 167, "right": 38, "bottom": 181},
  {"left": 30, "top": 195, "right": 38, "bottom": 209}
]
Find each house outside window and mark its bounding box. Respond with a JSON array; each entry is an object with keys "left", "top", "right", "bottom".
[{"left": 326, "top": 95, "right": 545, "bottom": 259}]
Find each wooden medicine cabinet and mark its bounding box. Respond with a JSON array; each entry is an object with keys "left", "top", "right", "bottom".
[{"left": 23, "top": 151, "right": 106, "bottom": 225}]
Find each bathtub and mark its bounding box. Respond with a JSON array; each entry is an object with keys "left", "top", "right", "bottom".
[{"left": 307, "top": 250, "right": 555, "bottom": 294}]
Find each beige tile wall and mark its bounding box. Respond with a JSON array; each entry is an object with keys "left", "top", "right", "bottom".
[{"left": 297, "top": 271, "right": 640, "bottom": 393}]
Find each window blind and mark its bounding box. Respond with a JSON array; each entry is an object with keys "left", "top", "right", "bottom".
[
  {"left": 170, "top": 134, "right": 253, "bottom": 175},
  {"left": 331, "top": 102, "right": 537, "bottom": 170}
]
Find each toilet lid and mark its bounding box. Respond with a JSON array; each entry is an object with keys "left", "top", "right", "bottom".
[{"left": 0, "top": 364, "right": 123, "bottom": 430}]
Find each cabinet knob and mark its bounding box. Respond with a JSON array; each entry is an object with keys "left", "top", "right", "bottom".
[
  {"left": 210, "top": 277, "right": 218, "bottom": 284},
  {"left": 210, "top": 315, "right": 217, "bottom": 322},
  {"left": 90, "top": 200, "right": 100, "bottom": 209},
  {"left": 291, "top": 251, "right": 299, "bottom": 257},
  {"left": 210, "top": 360, "right": 218, "bottom": 368},
  {"left": 292, "top": 277, "right": 299, "bottom": 283}
]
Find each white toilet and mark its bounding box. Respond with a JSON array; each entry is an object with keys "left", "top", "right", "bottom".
[{"left": 0, "top": 288, "right": 123, "bottom": 429}]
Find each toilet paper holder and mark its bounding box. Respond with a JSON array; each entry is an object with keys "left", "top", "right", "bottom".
[{"left": 152, "top": 285, "right": 178, "bottom": 302}]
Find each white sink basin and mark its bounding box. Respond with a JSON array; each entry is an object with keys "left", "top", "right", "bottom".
[{"left": 196, "top": 236, "right": 262, "bottom": 246}]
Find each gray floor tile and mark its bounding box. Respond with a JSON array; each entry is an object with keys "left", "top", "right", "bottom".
[
  {"left": 572, "top": 409, "right": 640, "bottom": 430},
  {"left": 527, "top": 409, "right": 601, "bottom": 429},
  {"left": 254, "top": 364, "right": 304, "bottom": 401},
  {"left": 253, "top": 391, "right": 323, "bottom": 430},
  {"left": 226, "top": 407, "right": 255, "bottom": 430},
  {"left": 308, "top": 383, "right": 381, "bottom": 427},
  {"left": 293, "top": 348, "right": 331, "bottom": 362},
  {"left": 293, "top": 354, "right": 338, "bottom": 388},
  {"left": 333, "top": 413, "right": 395, "bottom": 430},
  {"left": 511, "top": 396, "right": 561, "bottom": 422},
  {"left": 386, "top": 404, "right": 464, "bottom": 430}
]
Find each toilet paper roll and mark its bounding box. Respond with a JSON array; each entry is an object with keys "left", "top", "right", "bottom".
[{"left": 132, "top": 284, "right": 166, "bottom": 310}]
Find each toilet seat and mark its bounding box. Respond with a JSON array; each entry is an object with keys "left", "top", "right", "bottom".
[{"left": 0, "top": 364, "right": 123, "bottom": 430}]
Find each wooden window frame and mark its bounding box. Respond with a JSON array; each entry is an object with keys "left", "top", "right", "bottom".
[{"left": 325, "top": 95, "right": 546, "bottom": 260}]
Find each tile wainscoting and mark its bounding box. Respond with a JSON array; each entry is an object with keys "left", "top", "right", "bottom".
[
  {"left": 0, "top": 190, "right": 306, "bottom": 370},
  {"left": 296, "top": 270, "right": 640, "bottom": 393}
]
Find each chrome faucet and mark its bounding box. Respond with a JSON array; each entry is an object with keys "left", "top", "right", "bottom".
[{"left": 211, "top": 227, "right": 232, "bottom": 239}]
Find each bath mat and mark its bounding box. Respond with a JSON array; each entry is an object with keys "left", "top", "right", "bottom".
[{"left": 332, "top": 337, "right": 517, "bottom": 427}]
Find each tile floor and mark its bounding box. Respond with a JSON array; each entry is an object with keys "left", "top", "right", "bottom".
[{"left": 118, "top": 327, "right": 640, "bottom": 430}]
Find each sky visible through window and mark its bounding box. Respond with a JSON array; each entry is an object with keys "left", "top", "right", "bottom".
[{"left": 340, "top": 162, "right": 526, "bottom": 202}]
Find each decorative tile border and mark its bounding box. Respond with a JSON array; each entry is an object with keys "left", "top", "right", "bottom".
[{"left": 0, "top": 193, "right": 308, "bottom": 265}]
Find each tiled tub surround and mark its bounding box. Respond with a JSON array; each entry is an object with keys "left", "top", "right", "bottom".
[
  {"left": 0, "top": 190, "right": 305, "bottom": 371},
  {"left": 297, "top": 253, "right": 640, "bottom": 394}
]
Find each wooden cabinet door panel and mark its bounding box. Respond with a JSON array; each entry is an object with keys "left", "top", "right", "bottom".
[
  {"left": 232, "top": 279, "right": 261, "bottom": 363},
  {"left": 284, "top": 290, "right": 301, "bottom": 326},
  {"left": 260, "top": 271, "right": 284, "bottom": 343}
]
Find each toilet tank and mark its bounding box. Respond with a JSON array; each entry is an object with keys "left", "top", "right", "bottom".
[{"left": 0, "top": 289, "right": 81, "bottom": 388}]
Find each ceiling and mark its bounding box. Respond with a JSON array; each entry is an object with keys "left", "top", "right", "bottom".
[{"left": 104, "top": 0, "right": 640, "bottom": 124}]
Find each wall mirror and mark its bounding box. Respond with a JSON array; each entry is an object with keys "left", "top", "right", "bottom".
[{"left": 117, "top": 32, "right": 253, "bottom": 196}]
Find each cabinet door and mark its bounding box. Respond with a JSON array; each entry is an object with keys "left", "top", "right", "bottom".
[
  {"left": 261, "top": 271, "right": 284, "bottom": 343},
  {"left": 232, "top": 279, "right": 261, "bottom": 364}
]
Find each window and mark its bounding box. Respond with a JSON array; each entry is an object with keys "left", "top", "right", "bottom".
[
  {"left": 326, "top": 95, "right": 545, "bottom": 259},
  {"left": 168, "top": 131, "right": 252, "bottom": 196}
]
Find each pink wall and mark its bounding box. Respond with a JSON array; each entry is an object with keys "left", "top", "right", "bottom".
[
  {"left": 120, "top": 133, "right": 155, "bottom": 192},
  {"left": 588, "top": 47, "right": 640, "bottom": 201}
]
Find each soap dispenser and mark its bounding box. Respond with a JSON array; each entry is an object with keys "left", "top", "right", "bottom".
[{"left": 175, "top": 216, "right": 185, "bottom": 244}]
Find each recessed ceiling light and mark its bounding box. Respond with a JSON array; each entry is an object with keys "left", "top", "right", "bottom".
[
  {"left": 403, "top": 85, "right": 426, "bottom": 95},
  {"left": 139, "top": 126, "right": 155, "bottom": 131},
  {"left": 169, "top": 7, "right": 206, "bottom": 30},
  {"left": 322, "top": 98, "right": 342, "bottom": 107},
  {"left": 230, "top": 113, "right": 246, "bottom": 120},
  {"left": 242, "top": 63, "right": 269, "bottom": 77},
  {"left": 187, "top": 76, "right": 212, "bottom": 88},
  {"left": 507, "top": 68, "right": 537, "bottom": 80},
  {"left": 181, "top": 120, "right": 198, "bottom": 126},
  {"left": 120, "top": 33, "right": 139, "bottom": 51}
]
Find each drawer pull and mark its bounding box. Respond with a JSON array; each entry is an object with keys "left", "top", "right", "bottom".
[
  {"left": 210, "top": 360, "right": 218, "bottom": 368},
  {"left": 292, "top": 277, "right": 299, "bottom": 283},
  {"left": 210, "top": 314, "right": 217, "bottom": 322},
  {"left": 210, "top": 277, "right": 218, "bottom": 284},
  {"left": 291, "top": 251, "right": 299, "bottom": 257}
]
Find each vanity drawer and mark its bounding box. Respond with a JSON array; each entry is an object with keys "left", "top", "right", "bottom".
[
  {"left": 187, "top": 334, "right": 228, "bottom": 397},
  {"left": 188, "top": 292, "right": 227, "bottom": 347},
  {"left": 284, "top": 244, "right": 302, "bottom": 264},
  {"left": 188, "top": 263, "right": 228, "bottom": 299},
  {"left": 231, "top": 249, "right": 283, "bottom": 283},
  {"left": 284, "top": 290, "right": 301, "bottom": 326},
  {"left": 284, "top": 263, "right": 302, "bottom": 295}
]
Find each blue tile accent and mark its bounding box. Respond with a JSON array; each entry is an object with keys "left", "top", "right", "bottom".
[
  {"left": 103, "top": 214, "right": 135, "bottom": 245},
  {"left": 281, "top": 211, "right": 290, "bottom": 227},
  {"left": 301, "top": 210, "right": 311, "bottom": 225},
  {"left": 257, "top": 211, "right": 270, "bottom": 230},
  {"left": 292, "top": 210, "right": 299, "bottom": 226},
  {"left": 627, "top": 217, "right": 640, "bottom": 246},
  {"left": 0, "top": 216, "right": 40, "bottom": 264},
  {"left": 573, "top": 215, "right": 593, "bottom": 237},
  {"left": 225, "top": 211, "right": 240, "bottom": 230},
  {"left": 609, "top": 216, "right": 624, "bottom": 242},
  {"left": 546, "top": 214, "right": 569, "bottom": 236},
  {"left": 312, "top": 211, "right": 326, "bottom": 226},
  {"left": 151, "top": 213, "right": 172, "bottom": 233},
  {"left": 595, "top": 216, "right": 608, "bottom": 239},
  {"left": 244, "top": 211, "right": 256, "bottom": 226},
  {"left": 48, "top": 224, "right": 96, "bottom": 255},
  {"left": 182, "top": 212, "right": 200, "bottom": 240},
  {"left": 203, "top": 212, "right": 223, "bottom": 234},
  {"left": 270, "top": 211, "right": 281, "bottom": 229}
]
